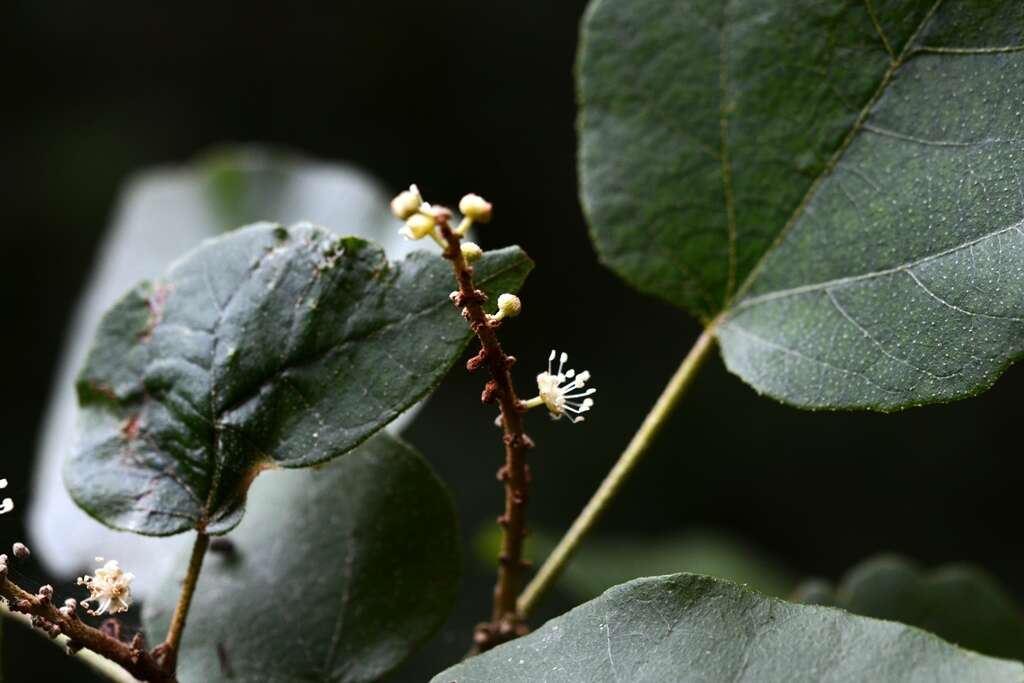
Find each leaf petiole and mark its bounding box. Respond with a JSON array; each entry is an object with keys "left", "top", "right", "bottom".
[{"left": 156, "top": 531, "right": 210, "bottom": 673}]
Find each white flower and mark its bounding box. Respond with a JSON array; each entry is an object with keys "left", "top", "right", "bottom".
[
  {"left": 77, "top": 558, "right": 134, "bottom": 615},
  {"left": 523, "top": 350, "right": 595, "bottom": 423},
  {"left": 390, "top": 184, "right": 423, "bottom": 220},
  {"left": 0, "top": 478, "right": 12, "bottom": 515}
]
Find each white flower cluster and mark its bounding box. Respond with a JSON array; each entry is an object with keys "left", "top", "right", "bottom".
[
  {"left": 390, "top": 184, "right": 597, "bottom": 427},
  {"left": 390, "top": 183, "right": 491, "bottom": 251}
]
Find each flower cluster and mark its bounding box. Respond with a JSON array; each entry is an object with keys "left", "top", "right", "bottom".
[
  {"left": 523, "top": 351, "right": 596, "bottom": 423},
  {"left": 391, "top": 183, "right": 492, "bottom": 249},
  {"left": 390, "top": 184, "right": 597, "bottom": 427},
  {"left": 77, "top": 558, "right": 134, "bottom": 615},
  {"left": 0, "top": 478, "right": 13, "bottom": 515}
]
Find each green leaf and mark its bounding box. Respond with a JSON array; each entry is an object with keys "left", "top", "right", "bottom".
[
  {"left": 796, "top": 555, "right": 1024, "bottom": 661},
  {"left": 433, "top": 574, "right": 1024, "bottom": 682},
  {"left": 580, "top": 0, "right": 1024, "bottom": 409},
  {"left": 31, "top": 147, "right": 420, "bottom": 593},
  {"left": 66, "top": 222, "right": 532, "bottom": 535},
  {"left": 144, "top": 432, "right": 460, "bottom": 683}
]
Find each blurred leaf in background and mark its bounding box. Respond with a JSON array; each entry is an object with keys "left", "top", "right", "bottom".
[
  {"left": 29, "top": 146, "right": 420, "bottom": 597},
  {"left": 476, "top": 525, "right": 794, "bottom": 601},
  {"left": 144, "top": 432, "right": 460, "bottom": 683},
  {"left": 795, "top": 554, "right": 1024, "bottom": 661}
]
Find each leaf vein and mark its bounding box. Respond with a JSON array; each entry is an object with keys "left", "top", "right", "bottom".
[
  {"left": 726, "top": 0, "right": 945, "bottom": 309},
  {"left": 731, "top": 219, "right": 1023, "bottom": 310},
  {"left": 722, "top": 321, "right": 902, "bottom": 397},
  {"left": 826, "top": 289, "right": 949, "bottom": 380},
  {"left": 905, "top": 269, "right": 1024, "bottom": 323}
]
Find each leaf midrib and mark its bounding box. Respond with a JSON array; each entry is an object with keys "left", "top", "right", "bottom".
[
  {"left": 718, "top": 0, "right": 945, "bottom": 319},
  {"left": 729, "top": 220, "right": 1024, "bottom": 313}
]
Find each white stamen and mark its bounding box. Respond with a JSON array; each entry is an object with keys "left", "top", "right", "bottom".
[
  {"left": 526, "top": 349, "right": 596, "bottom": 425},
  {"left": 77, "top": 559, "right": 134, "bottom": 616}
]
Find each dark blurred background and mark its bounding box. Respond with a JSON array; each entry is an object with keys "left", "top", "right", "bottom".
[{"left": 3, "top": 1, "right": 1023, "bottom": 680}]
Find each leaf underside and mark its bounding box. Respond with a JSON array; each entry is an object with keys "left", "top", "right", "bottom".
[
  {"left": 580, "top": 0, "right": 1024, "bottom": 410},
  {"left": 144, "top": 432, "right": 460, "bottom": 683},
  {"left": 66, "top": 222, "right": 532, "bottom": 535},
  {"left": 434, "top": 574, "right": 1024, "bottom": 683}
]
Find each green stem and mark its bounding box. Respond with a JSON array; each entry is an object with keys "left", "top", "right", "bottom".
[
  {"left": 160, "top": 531, "right": 210, "bottom": 673},
  {"left": 517, "top": 326, "right": 717, "bottom": 616}
]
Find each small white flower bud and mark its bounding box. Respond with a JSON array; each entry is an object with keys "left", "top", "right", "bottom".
[
  {"left": 12, "top": 543, "right": 30, "bottom": 559},
  {"left": 459, "top": 193, "right": 493, "bottom": 223},
  {"left": 461, "top": 241, "right": 483, "bottom": 263},
  {"left": 497, "top": 293, "right": 522, "bottom": 318},
  {"left": 0, "top": 478, "right": 13, "bottom": 515},
  {"left": 390, "top": 184, "right": 423, "bottom": 220},
  {"left": 399, "top": 212, "right": 437, "bottom": 241}
]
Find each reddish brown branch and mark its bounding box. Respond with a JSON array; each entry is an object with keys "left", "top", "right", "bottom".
[
  {"left": 438, "top": 221, "right": 531, "bottom": 652},
  {"left": 0, "top": 559, "right": 176, "bottom": 682}
]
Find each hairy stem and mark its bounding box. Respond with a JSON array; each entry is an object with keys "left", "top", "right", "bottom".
[
  {"left": 439, "top": 222, "right": 532, "bottom": 651},
  {"left": 518, "top": 327, "right": 717, "bottom": 615},
  {"left": 0, "top": 561, "right": 176, "bottom": 682},
  {"left": 159, "top": 531, "right": 209, "bottom": 672}
]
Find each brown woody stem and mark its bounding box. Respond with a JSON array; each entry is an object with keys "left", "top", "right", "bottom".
[
  {"left": 0, "top": 560, "right": 176, "bottom": 683},
  {"left": 438, "top": 221, "right": 532, "bottom": 652}
]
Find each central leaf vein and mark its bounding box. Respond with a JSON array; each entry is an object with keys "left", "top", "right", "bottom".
[{"left": 724, "top": 0, "right": 946, "bottom": 312}]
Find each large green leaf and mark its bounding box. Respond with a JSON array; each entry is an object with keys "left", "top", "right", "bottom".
[
  {"left": 434, "top": 574, "right": 1024, "bottom": 682},
  {"left": 30, "top": 147, "right": 420, "bottom": 592},
  {"left": 66, "top": 222, "right": 532, "bottom": 535},
  {"left": 580, "top": 0, "right": 1024, "bottom": 409},
  {"left": 144, "top": 432, "right": 460, "bottom": 683},
  {"left": 795, "top": 555, "right": 1024, "bottom": 661}
]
